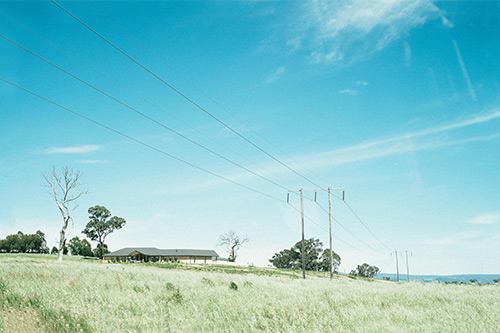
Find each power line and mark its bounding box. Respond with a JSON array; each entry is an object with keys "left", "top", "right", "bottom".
[
  {"left": 343, "top": 200, "right": 393, "bottom": 252},
  {"left": 0, "top": 9, "right": 255, "bottom": 166},
  {"left": 0, "top": 33, "right": 293, "bottom": 192},
  {"left": 314, "top": 202, "right": 379, "bottom": 252},
  {"left": 50, "top": 0, "right": 323, "bottom": 189},
  {"left": 81, "top": 0, "right": 330, "bottom": 187},
  {"left": 287, "top": 203, "right": 371, "bottom": 255},
  {"left": 0, "top": 77, "right": 285, "bottom": 203}
]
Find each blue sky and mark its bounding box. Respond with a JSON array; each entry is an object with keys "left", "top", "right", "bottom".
[{"left": 1, "top": 0, "right": 499, "bottom": 275}]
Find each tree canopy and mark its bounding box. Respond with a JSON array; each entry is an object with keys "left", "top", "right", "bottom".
[
  {"left": 0, "top": 230, "right": 48, "bottom": 253},
  {"left": 68, "top": 236, "right": 93, "bottom": 257},
  {"left": 350, "top": 263, "right": 380, "bottom": 278},
  {"left": 269, "top": 238, "right": 341, "bottom": 272},
  {"left": 83, "top": 205, "right": 126, "bottom": 258}
]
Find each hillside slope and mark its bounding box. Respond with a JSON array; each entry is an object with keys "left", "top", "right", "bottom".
[{"left": 0, "top": 255, "right": 499, "bottom": 332}]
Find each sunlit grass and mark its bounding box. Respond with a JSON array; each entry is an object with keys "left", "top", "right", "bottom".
[{"left": 0, "top": 254, "right": 499, "bottom": 332}]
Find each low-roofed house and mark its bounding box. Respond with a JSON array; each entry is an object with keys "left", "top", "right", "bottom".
[{"left": 102, "top": 247, "right": 226, "bottom": 264}]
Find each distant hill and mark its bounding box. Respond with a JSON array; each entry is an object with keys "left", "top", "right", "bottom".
[{"left": 376, "top": 273, "right": 500, "bottom": 284}]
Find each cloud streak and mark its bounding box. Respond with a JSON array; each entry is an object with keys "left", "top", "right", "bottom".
[
  {"left": 425, "top": 230, "right": 482, "bottom": 245},
  {"left": 453, "top": 40, "right": 477, "bottom": 101},
  {"left": 178, "top": 108, "right": 500, "bottom": 192},
  {"left": 339, "top": 89, "right": 358, "bottom": 95},
  {"left": 46, "top": 144, "right": 101, "bottom": 154},
  {"left": 467, "top": 212, "right": 499, "bottom": 225},
  {"left": 265, "top": 66, "right": 286, "bottom": 84}
]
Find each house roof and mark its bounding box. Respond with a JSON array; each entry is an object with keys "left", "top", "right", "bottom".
[{"left": 103, "top": 247, "right": 219, "bottom": 258}]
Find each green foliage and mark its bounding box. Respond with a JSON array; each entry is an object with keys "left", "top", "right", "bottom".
[
  {"left": 92, "top": 243, "right": 109, "bottom": 258},
  {"left": 68, "top": 237, "right": 93, "bottom": 257},
  {"left": 201, "top": 278, "right": 215, "bottom": 287},
  {"left": 269, "top": 238, "right": 341, "bottom": 272},
  {"left": 320, "top": 249, "right": 341, "bottom": 273},
  {"left": 0, "top": 278, "right": 8, "bottom": 294},
  {"left": 169, "top": 289, "right": 183, "bottom": 304},
  {"left": 350, "top": 263, "right": 380, "bottom": 278},
  {"left": 229, "top": 282, "right": 238, "bottom": 291},
  {"left": 83, "top": 205, "right": 126, "bottom": 258},
  {"left": 50, "top": 246, "right": 58, "bottom": 255},
  {"left": 269, "top": 249, "right": 298, "bottom": 269},
  {"left": 0, "top": 230, "right": 48, "bottom": 254},
  {"left": 165, "top": 282, "right": 176, "bottom": 291}
]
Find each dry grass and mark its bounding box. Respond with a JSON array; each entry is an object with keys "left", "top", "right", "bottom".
[{"left": 0, "top": 254, "right": 499, "bottom": 332}]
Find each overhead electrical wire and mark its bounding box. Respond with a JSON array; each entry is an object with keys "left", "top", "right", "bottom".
[
  {"left": 50, "top": 0, "right": 324, "bottom": 189},
  {"left": 0, "top": 9, "right": 254, "bottom": 166},
  {"left": 81, "top": 0, "right": 330, "bottom": 187},
  {"left": 314, "top": 202, "right": 379, "bottom": 252},
  {"left": 287, "top": 204, "right": 371, "bottom": 254},
  {"left": 3, "top": 3, "right": 394, "bottom": 255},
  {"left": 0, "top": 31, "right": 376, "bottom": 252},
  {"left": 49, "top": 1, "right": 394, "bottom": 252},
  {"left": 0, "top": 33, "right": 292, "bottom": 192},
  {"left": 343, "top": 200, "right": 393, "bottom": 252},
  {"left": 1, "top": 77, "right": 376, "bottom": 256},
  {"left": 0, "top": 77, "right": 285, "bottom": 203}
]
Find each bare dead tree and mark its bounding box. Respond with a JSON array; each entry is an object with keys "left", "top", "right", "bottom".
[
  {"left": 43, "top": 167, "right": 86, "bottom": 262},
  {"left": 217, "top": 231, "right": 249, "bottom": 262}
]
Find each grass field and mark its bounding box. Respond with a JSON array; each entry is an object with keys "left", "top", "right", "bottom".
[{"left": 0, "top": 254, "right": 499, "bottom": 332}]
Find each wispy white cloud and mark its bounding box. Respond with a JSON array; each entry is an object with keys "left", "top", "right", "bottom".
[
  {"left": 425, "top": 230, "right": 482, "bottom": 245},
  {"left": 46, "top": 144, "right": 101, "bottom": 154},
  {"left": 298, "top": 0, "right": 441, "bottom": 65},
  {"left": 467, "top": 212, "right": 499, "bottom": 225},
  {"left": 339, "top": 89, "right": 358, "bottom": 95},
  {"left": 356, "top": 80, "right": 369, "bottom": 86},
  {"left": 286, "top": 36, "right": 302, "bottom": 53},
  {"left": 265, "top": 66, "right": 286, "bottom": 84},
  {"left": 74, "top": 160, "right": 106, "bottom": 164},
  {"left": 453, "top": 40, "right": 477, "bottom": 101},
  {"left": 176, "top": 109, "right": 500, "bottom": 192}
]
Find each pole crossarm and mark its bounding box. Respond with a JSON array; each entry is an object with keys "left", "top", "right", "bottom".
[{"left": 288, "top": 188, "right": 344, "bottom": 193}]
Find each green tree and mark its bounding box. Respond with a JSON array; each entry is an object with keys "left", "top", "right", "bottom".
[
  {"left": 292, "top": 238, "right": 323, "bottom": 271},
  {"left": 350, "top": 263, "right": 380, "bottom": 278},
  {"left": 319, "top": 249, "right": 341, "bottom": 273},
  {"left": 269, "top": 249, "right": 299, "bottom": 269},
  {"left": 4, "top": 233, "right": 21, "bottom": 252},
  {"left": 51, "top": 246, "right": 58, "bottom": 255},
  {"left": 269, "top": 238, "right": 336, "bottom": 272},
  {"left": 93, "top": 243, "right": 109, "bottom": 258},
  {"left": 83, "top": 205, "right": 126, "bottom": 258},
  {"left": 35, "top": 230, "right": 49, "bottom": 253},
  {"left": 69, "top": 236, "right": 94, "bottom": 257}
]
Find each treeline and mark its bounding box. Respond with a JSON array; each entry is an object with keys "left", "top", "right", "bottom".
[
  {"left": 0, "top": 231, "right": 108, "bottom": 258},
  {"left": 0, "top": 231, "right": 49, "bottom": 253}
]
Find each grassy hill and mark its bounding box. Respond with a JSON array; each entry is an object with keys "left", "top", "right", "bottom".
[{"left": 0, "top": 254, "right": 499, "bottom": 332}]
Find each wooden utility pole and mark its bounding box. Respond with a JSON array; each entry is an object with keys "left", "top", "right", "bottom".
[
  {"left": 300, "top": 188, "right": 305, "bottom": 279},
  {"left": 288, "top": 186, "right": 344, "bottom": 280},
  {"left": 328, "top": 187, "right": 333, "bottom": 280},
  {"left": 391, "top": 251, "right": 400, "bottom": 281},
  {"left": 405, "top": 251, "right": 413, "bottom": 282}
]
